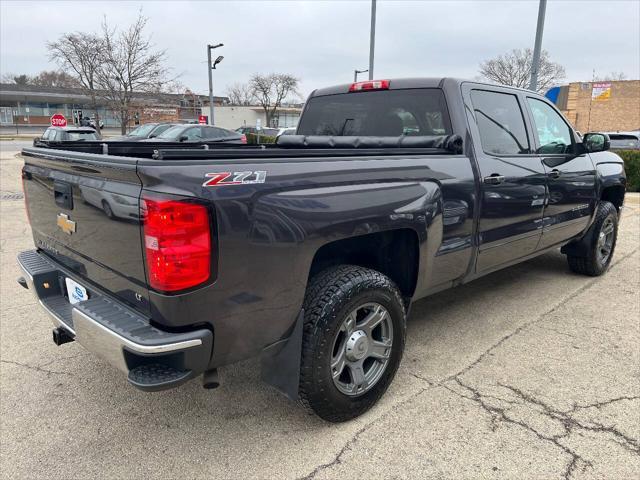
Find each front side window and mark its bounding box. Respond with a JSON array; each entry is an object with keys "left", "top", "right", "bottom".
[
  {"left": 470, "top": 90, "right": 530, "bottom": 155},
  {"left": 183, "top": 127, "right": 203, "bottom": 141},
  {"left": 527, "top": 97, "right": 573, "bottom": 154}
]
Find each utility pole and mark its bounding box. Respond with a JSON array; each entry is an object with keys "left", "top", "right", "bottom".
[
  {"left": 528, "top": 0, "right": 547, "bottom": 92},
  {"left": 207, "top": 43, "right": 223, "bottom": 125},
  {"left": 368, "top": 0, "right": 377, "bottom": 80}
]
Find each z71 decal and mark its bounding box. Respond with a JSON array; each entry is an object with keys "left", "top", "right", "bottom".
[{"left": 203, "top": 171, "right": 267, "bottom": 187}]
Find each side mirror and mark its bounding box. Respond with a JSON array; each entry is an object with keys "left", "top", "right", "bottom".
[
  {"left": 149, "top": 134, "right": 156, "bottom": 138},
  {"left": 179, "top": 135, "right": 189, "bottom": 142},
  {"left": 582, "top": 133, "right": 610, "bottom": 153}
]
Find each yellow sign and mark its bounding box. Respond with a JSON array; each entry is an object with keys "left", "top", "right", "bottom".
[{"left": 592, "top": 82, "right": 611, "bottom": 101}]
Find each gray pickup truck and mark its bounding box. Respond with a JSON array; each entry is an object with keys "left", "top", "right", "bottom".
[{"left": 17, "top": 78, "right": 626, "bottom": 422}]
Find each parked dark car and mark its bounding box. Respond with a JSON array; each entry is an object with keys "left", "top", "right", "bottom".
[
  {"left": 36, "top": 126, "right": 98, "bottom": 144},
  {"left": 110, "top": 123, "right": 180, "bottom": 141},
  {"left": 145, "top": 124, "right": 246, "bottom": 143},
  {"left": 18, "top": 78, "right": 626, "bottom": 422}
]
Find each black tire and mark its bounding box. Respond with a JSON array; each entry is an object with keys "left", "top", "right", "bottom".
[
  {"left": 299, "top": 265, "right": 406, "bottom": 422},
  {"left": 102, "top": 200, "right": 114, "bottom": 219},
  {"left": 567, "top": 201, "right": 618, "bottom": 276}
]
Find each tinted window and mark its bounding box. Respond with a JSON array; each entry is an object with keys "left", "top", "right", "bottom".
[
  {"left": 157, "top": 125, "right": 188, "bottom": 139},
  {"left": 526, "top": 98, "right": 573, "bottom": 154},
  {"left": 471, "top": 90, "right": 530, "bottom": 155},
  {"left": 129, "top": 124, "right": 157, "bottom": 137},
  {"left": 608, "top": 134, "right": 639, "bottom": 149},
  {"left": 67, "top": 131, "right": 98, "bottom": 141},
  {"left": 297, "top": 88, "right": 452, "bottom": 136},
  {"left": 203, "top": 127, "right": 231, "bottom": 139},
  {"left": 150, "top": 124, "right": 174, "bottom": 136},
  {"left": 183, "top": 127, "right": 203, "bottom": 141}
]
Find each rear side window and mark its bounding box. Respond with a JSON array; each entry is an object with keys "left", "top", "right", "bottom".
[
  {"left": 470, "top": 90, "right": 530, "bottom": 155},
  {"left": 297, "top": 88, "right": 452, "bottom": 137},
  {"left": 204, "top": 127, "right": 236, "bottom": 139}
]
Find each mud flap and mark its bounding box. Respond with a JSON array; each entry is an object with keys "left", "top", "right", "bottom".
[{"left": 259, "top": 309, "right": 304, "bottom": 401}]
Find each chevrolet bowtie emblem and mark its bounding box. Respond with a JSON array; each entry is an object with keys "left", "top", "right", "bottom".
[{"left": 57, "top": 213, "right": 76, "bottom": 235}]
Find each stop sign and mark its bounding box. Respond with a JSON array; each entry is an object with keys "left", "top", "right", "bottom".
[{"left": 50, "top": 114, "right": 67, "bottom": 127}]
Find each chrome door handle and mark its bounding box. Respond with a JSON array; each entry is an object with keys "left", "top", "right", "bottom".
[
  {"left": 548, "top": 169, "right": 561, "bottom": 179},
  {"left": 483, "top": 174, "right": 505, "bottom": 185}
]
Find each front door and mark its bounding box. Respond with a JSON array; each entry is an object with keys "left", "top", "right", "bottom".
[
  {"left": 524, "top": 97, "right": 597, "bottom": 249},
  {"left": 464, "top": 86, "right": 548, "bottom": 273}
]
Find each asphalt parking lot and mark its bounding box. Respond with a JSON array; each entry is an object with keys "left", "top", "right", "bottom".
[{"left": 1, "top": 140, "right": 638, "bottom": 479}]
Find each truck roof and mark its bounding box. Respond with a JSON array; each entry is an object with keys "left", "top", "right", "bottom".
[{"left": 309, "top": 77, "right": 542, "bottom": 98}]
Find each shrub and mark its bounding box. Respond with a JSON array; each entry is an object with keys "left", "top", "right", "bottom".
[
  {"left": 617, "top": 150, "right": 640, "bottom": 192},
  {"left": 245, "top": 133, "right": 276, "bottom": 145}
]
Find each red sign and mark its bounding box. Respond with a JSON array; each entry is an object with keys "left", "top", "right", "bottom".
[
  {"left": 50, "top": 114, "right": 67, "bottom": 127},
  {"left": 198, "top": 115, "right": 208, "bottom": 125}
]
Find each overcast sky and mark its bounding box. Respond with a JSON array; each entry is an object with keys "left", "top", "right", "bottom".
[{"left": 1, "top": 0, "right": 638, "bottom": 99}]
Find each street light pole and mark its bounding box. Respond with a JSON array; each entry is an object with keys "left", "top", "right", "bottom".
[
  {"left": 368, "top": 0, "right": 376, "bottom": 80},
  {"left": 529, "top": 0, "right": 547, "bottom": 92},
  {"left": 354, "top": 69, "right": 368, "bottom": 82},
  {"left": 207, "top": 43, "right": 223, "bottom": 125}
]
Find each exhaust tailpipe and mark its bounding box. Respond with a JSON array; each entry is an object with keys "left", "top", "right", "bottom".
[{"left": 202, "top": 368, "right": 220, "bottom": 389}]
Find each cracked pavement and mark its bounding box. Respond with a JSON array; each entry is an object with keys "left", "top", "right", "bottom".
[{"left": 1, "top": 141, "right": 639, "bottom": 479}]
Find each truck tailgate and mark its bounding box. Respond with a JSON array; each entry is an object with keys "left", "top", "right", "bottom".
[{"left": 21, "top": 147, "right": 149, "bottom": 313}]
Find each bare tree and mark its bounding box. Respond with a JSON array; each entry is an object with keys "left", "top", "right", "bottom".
[
  {"left": 225, "top": 82, "right": 256, "bottom": 105},
  {"left": 249, "top": 73, "right": 300, "bottom": 127},
  {"left": 2, "top": 70, "right": 80, "bottom": 88},
  {"left": 1, "top": 73, "right": 31, "bottom": 85},
  {"left": 97, "top": 12, "right": 173, "bottom": 134},
  {"left": 48, "top": 33, "right": 103, "bottom": 133},
  {"left": 479, "top": 48, "right": 565, "bottom": 93},
  {"left": 32, "top": 70, "right": 81, "bottom": 88},
  {"left": 594, "top": 71, "right": 627, "bottom": 81}
]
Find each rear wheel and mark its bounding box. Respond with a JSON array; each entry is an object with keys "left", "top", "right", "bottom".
[
  {"left": 299, "top": 265, "right": 406, "bottom": 422},
  {"left": 102, "top": 200, "right": 114, "bottom": 219},
  {"left": 567, "top": 201, "right": 618, "bottom": 276}
]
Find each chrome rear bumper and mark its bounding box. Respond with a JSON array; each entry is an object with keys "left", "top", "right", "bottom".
[{"left": 17, "top": 249, "right": 213, "bottom": 391}]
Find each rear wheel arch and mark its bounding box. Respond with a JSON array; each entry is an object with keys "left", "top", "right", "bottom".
[{"left": 307, "top": 228, "right": 421, "bottom": 300}]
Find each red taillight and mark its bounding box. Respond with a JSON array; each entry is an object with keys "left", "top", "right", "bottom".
[
  {"left": 349, "top": 79, "right": 390, "bottom": 92},
  {"left": 240, "top": 134, "right": 247, "bottom": 144},
  {"left": 142, "top": 197, "right": 211, "bottom": 292}
]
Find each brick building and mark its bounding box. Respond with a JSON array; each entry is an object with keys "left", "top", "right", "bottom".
[{"left": 547, "top": 80, "right": 640, "bottom": 133}]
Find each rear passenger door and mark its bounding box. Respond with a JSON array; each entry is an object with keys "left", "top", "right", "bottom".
[
  {"left": 463, "top": 85, "right": 548, "bottom": 273},
  {"left": 524, "top": 96, "right": 597, "bottom": 249}
]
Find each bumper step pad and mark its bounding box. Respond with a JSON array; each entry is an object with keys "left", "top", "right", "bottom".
[{"left": 128, "top": 364, "right": 191, "bottom": 391}]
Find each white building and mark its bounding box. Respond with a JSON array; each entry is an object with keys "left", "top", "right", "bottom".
[{"left": 207, "top": 105, "right": 302, "bottom": 131}]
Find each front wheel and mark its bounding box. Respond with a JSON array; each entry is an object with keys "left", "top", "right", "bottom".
[
  {"left": 567, "top": 201, "right": 618, "bottom": 276},
  {"left": 299, "top": 265, "right": 406, "bottom": 422}
]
